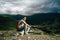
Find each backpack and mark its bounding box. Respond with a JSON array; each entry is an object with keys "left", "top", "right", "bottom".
[{"left": 16, "top": 20, "right": 19, "bottom": 29}]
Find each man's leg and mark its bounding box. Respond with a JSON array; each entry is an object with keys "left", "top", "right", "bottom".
[
  {"left": 26, "top": 27, "right": 30, "bottom": 34},
  {"left": 24, "top": 26, "right": 30, "bottom": 35},
  {"left": 17, "top": 26, "right": 25, "bottom": 36}
]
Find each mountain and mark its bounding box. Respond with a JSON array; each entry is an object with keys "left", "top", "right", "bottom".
[
  {"left": 0, "top": 13, "right": 60, "bottom": 25},
  {"left": 0, "top": 13, "right": 60, "bottom": 33},
  {"left": 0, "top": 14, "right": 25, "bottom": 20},
  {"left": 27, "top": 13, "right": 60, "bottom": 25}
]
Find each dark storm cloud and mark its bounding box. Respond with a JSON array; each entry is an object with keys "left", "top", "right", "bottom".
[{"left": 0, "top": 0, "right": 60, "bottom": 16}]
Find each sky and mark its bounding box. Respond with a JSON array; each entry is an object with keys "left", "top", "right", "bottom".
[{"left": 0, "top": 0, "right": 60, "bottom": 16}]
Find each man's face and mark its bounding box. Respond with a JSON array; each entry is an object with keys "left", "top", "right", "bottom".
[{"left": 23, "top": 17, "right": 26, "bottom": 21}]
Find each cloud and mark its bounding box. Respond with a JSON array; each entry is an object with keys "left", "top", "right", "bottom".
[{"left": 0, "top": 0, "right": 60, "bottom": 16}]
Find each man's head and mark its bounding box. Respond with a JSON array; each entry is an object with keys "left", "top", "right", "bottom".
[{"left": 23, "top": 17, "right": 26, "bottom": 21}]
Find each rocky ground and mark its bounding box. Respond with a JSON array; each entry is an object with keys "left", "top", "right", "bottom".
[
  {"left": 0, "top": 35, "right": 60, "bottom": 40},
  {"left": 0, "top": 29, "right": 60, "bottom": 40}
]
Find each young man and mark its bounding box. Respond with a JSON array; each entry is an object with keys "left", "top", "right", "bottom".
[{"left": 17, "top": 17, "right": 31, "bottom": 36}]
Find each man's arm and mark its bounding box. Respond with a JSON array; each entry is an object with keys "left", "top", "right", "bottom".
[{"left": 22, "top": 20, "right": 31, "bottom": 27}]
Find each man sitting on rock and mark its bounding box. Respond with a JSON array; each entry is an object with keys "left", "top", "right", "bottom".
[{"left": 16, "top": 17, "right": 31, "bottom": 36}]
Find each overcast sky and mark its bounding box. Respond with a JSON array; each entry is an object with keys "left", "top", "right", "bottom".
[{"left": 0, "top": 0, "right": 60, "bottom": 16}]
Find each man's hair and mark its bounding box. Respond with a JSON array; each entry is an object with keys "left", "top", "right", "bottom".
[
  {"left": 23, "top": 17, "right": 26, "bottom": 18},
  {"left": 24, "top": 16, "right": 26, "bottom": 18}
]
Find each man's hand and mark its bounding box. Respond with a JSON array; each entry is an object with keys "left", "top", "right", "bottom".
[{"left": 28, "top": 25, "right": 31, "bottom": 27}]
